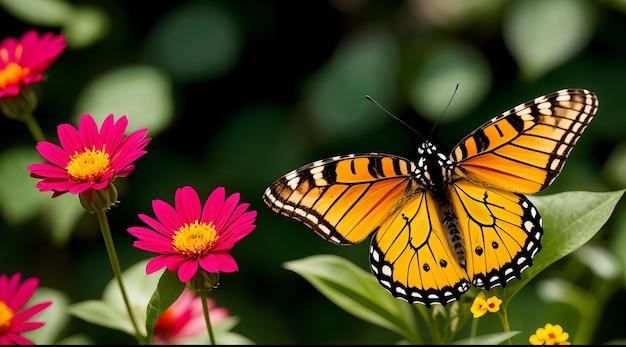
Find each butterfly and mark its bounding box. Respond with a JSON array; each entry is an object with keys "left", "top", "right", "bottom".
[{"left": 263, "top": 89, "right": 598, "bottom": 307}]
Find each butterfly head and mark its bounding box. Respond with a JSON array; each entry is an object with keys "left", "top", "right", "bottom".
[
  {"left": 415, "top": 141, "right": 454, "bottom": 190},
  {"left": 417, "top": 141, "right": 438, "bottom": 155}
]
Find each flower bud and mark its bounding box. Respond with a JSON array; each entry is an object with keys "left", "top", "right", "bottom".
[
  {"left": 0, "top": 85, "right": 37, "bottom": 121},
  {"left": 186, "top": 270, "right": 220, "bottom": 293},
  {"left": 79, "top": 183, "right": 119, "bottom": 213}
]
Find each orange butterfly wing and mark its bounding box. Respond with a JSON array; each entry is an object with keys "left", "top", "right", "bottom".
[
  {"left": 452, "top": 89, "right": 599, "bottom": 194},
  {"left": 448, "top": 180, "right": 542, "bottom": 291},
  {"left": 263, "top": 154, "right": 417, "bottom": 245},
  {"left": 370, "top": 190, "right": 471, "bottom": 306}
]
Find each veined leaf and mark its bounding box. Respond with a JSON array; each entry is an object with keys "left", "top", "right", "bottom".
[
  {"left": 284, "top": 254, "right": 421, "bottom": 344},
  {"left": 502, "top": 189, "right": 624, "bottom": 304},
  {"left": 144, "top": 270, "right": 186, "bottom": 342}
]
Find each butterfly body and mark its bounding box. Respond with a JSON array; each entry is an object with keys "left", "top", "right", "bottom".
[{"left": 264, "top": 89, "right": 598, "bottom": 306}]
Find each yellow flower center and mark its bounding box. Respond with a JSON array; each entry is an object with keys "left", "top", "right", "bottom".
[
  {"left": 0, "top": 300, "right": 14, "bottom": 331},
  {"left": 65, "top": 145, "right": 111, "bottom": 182},
  {"left": 172, "top": 220, "right": 217, "bottom": 258},
  {"left": 0, "top": 61, "right": 30, "bottom": 89}
]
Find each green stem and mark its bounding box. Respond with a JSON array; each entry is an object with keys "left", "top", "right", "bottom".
[
  {"left": 415, "top": 305, "right": 439, "bottom": 344},
  {"left": 0, "top": 85, "right": 46, "bottom": 142},
  {"left": 95, "top": 209, "right": 144, "bottom": 343},
  {"left": 199, "top": 287, "right": 216, "bottom": 345},
  {"left": 470, "top": 317, "right": 478, "bottom": 339},
  {"left": 498, "top": 307, "right": 513, "bottom": 345},
  {"left": 21, "top": 111, "right": 46, "bottom": 142}
]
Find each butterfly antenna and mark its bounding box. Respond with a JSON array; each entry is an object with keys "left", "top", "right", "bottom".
[
  {"left": 365, "top": 95, "right": 425, "bottom": 141},
  {"left": 426, "top": 83, "right": 459, "bottom": 140}
]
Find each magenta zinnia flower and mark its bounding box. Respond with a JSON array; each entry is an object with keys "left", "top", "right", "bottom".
[
  {"left": 0, "top": 30, "right": 66, "bottom": 98},
  {"left": 0, "top": 273, "right": 52, "bottom": 345},
  {"left": 128, "top": 186, "right": 257, "bottom": 283},
  {"left": 153, "top": 288, "right": 229, "bottom": 345},
  {"left": 28, "top": 114, "right": 151, "bottom": 199}
]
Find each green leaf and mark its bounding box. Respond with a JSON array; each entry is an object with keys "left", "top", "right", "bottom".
[
  {"left": 55, "top": 334, "right": 94, "bottom": 344},
  {"left": 303, "top": 26, "right": 400, "bottom": 141},
  {"left": 68, "top": 259, "right": 163, "bottom": 339},
  {"left": 44, "top": 192, "right": 85, "bottom": 246},
  {"left": 535, "top": 278, "right": 595, "bottom": 314},
  {"left": 144, "top": 270, "right": 186, "bottom": 342},
  {"left": 501, "top": 189, "right": 625, "bottom": 304},
  {"left": 452, "top": 331, "right": 521, "bottom": 345},
  {"left": 62, "top": 5, "right": 110, "bottom": 49},
  {"left": 283, "top": 254, "right": 421, "bottom": 344},
  {"left": 0, "top": 146, "right": 84, "bottom": 245},
  {"left": 67, "top": 299, "right": 137, "bottom": 335},
  {"left": 503, "top": 0, "right": 595, "bottom": 80},
  {"left": 572, "top": 243, "right": 621, "bottom": 280},
  {"left": 72, "top": 65, "right": 174, "bottom": 136},
  {"left": 0, "top": 146, "right": 48, "bottom": 225},
  {"left": 141, "top": 1, "right": 241, "bottom": 82},
  {"left": 212, "top": 331, "right": 256, "bottom": 345},
  {"left": 21, "top": 287, "right": 71, "bottom": 344},
  {"left": 182, "top": 317, "right": 255, "bottom": 345},
  {"left": 610, "top": 206, "right": 626, "bottom": 283},
  {"left": 602, "top": 142, "right": 626, "bottom": 188},
  {"left": 0, "top": 0, "right": 71, "bottom": 26},
  {"left": 407, "top": 40, "right": 491, "bottom": 122}
]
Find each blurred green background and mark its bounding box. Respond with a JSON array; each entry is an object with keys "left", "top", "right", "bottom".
[{"left": 1, "top": 0, "right": 626, "bottom": 344}]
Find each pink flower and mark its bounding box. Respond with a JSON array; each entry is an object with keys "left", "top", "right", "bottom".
[
  {"left": 28, "top": 114, "right": 151, "bottom": 198},
  {"left": 0, "top": 273, "right": 52, "bottom": 345},
  {"left": 153, "top": 288, "right": 229, "bottom": 345},
  {"left": 0, "top": 30, "right": 66, "bottom": 98},
  {"left": 128, "top": 186, "right": 257, "bottom": 283}
]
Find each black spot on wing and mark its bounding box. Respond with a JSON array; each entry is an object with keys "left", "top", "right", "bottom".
[
  {"left": 506, "top": 112, "right": 525, "bottom": 131},
  {"left": 472, "top": 131, "right": 490, "bottom": 152},
  {"left": 368, "top": 157, "right": 385, "bottom": 178}
]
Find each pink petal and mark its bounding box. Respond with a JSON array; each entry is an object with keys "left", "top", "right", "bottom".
[
  {"left": 200, "top": 186, "right": 226, "bottom": 223},
  {"left": 217, "top": 206, "right": 256, "bottom": 241},
  {"left": 152, "top": 199, "right": 183, "bottom": 232},
  {"left": 99, "top": 114, "right": 124, "bottom": 151},
  {"left": 136, "top": 214, "right": 172, "bottom": 237},
  {"left": 177, "top": 260, "right": 199, "bottom": 282},
  {"left": 212, "top": 192, "right": 240, "bottom": 231},
  {"left": 128, "top": 227, "right": 172, "bottom": 251},
  {"left": 8, "top": 277, "right": 38, "bottom": 310},
  {"left": 11, "top": 321, "right": 45, "bottom": 333},
  {"left": 27, "top": 163, "right": 68, "bottom": 179},
  {"left": 67, "top": 181, "right": 94, "bottom": 194},
  {"left": 4, "top": 332, "right": 33, "bottom": 345},
  {"left": 109, "top": 128, "right": 150, "bottom": 169},
  {"left": 0, "top": 273, "right": 20, "bottom": 302},
  {"left": 175, "top": 186, "right": 201, "bottom": 223},
  {"left": 78, "top": 114, "right": 99, "bottom": 148},
  {"left": 212, "top": 252, "right": 238, "bottom": 272},
  {"left": 57, "top": 122, "right": 83, "bottom": 154},
  {"left": 11, "top": 302, "right": 51, "bottom": 325},
  {"left": 33, "top": 141, "right": 69, "bottom": 168},
  {"left": 146, "top": 254, "right": 188, "bottom": 274},
  {"left": 198, "top": 252, "right": 239, "bottom": 273}
]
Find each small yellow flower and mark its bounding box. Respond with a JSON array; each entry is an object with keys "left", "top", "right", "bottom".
[
  {"left": 529, "top": 323, "right": 571, "bottom": 345},
  {"left": 470, "top": 293, "right": 502, "bottom": 318}
]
